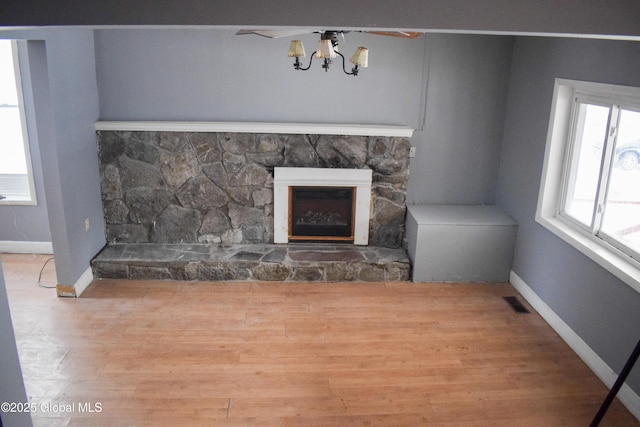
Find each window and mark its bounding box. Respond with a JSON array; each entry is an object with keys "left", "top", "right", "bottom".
[
  {"left": 537, "top": 79, "right": 640, "bottom": 292},
  {"left": 0, "top": 39, "right": 36, "bottom": 204}
]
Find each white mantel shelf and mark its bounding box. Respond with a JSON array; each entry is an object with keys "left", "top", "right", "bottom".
[{"left": 94, "top": 121, "right": 414, "bottom": 138}]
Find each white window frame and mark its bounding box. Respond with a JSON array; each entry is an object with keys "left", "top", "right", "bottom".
[
  {"left": 0, "top": 40, "right": 37, "bottom": 206},
  {"left": 537, "top": 78, "right": 640, "bottom": 293}
]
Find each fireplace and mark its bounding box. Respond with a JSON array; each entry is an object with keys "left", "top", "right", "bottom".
[
  {"left": 96, "top": 124, "right": 412, "bottom": 248},
  {"left": 273, "top": 167, "right": 373, "bottom": 245},
  {"left": 290, "top": 186, "right": 355, "bottom": 242}
]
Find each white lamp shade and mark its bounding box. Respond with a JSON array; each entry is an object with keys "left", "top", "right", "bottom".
[
  {"left": 350, "top": 47, "right": 369, "bottom": 68},
  {"left": 316, "top": 40, "right": 337, "bottom": 59},
  {"left": 288, "top": 40, "right": 306, "bottom": 57}
]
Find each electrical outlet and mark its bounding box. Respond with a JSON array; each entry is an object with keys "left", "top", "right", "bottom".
[
  {"left": 85, "top": 217, "right": 90, "bottom": 232},
  {"left": 409, "top": 146, "right": 416, "bottom": 158}
]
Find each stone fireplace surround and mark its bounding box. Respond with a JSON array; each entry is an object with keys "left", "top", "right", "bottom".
[{"left": 92, "top": 122, "right": 413, "bottom": 282}]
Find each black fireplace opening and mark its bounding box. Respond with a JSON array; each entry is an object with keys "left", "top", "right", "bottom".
[{"left": 289, "top": 186, "right": 355, "bottom": 241}]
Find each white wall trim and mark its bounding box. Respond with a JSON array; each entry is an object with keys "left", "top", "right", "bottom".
[
  {"left": 72, "top": 266, "right": 94, "bottom": 297},
  {"left": 56, "top": 266, "right": 93, "bottom": 298},
  {"left": 0, "top": 240, "right": 53, "bottom": 254},
  {"left": 510, "top": 270, "right": 640, "bottom": 421},
  {"left": 95, "top": 121, "right": 415, "bottom": 138}
]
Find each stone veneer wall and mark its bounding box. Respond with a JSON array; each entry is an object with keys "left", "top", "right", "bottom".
[{"left": 97, "top": 131, "right": 410, "bottom": 248}]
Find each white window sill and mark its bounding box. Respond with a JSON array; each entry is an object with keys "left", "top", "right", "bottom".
[
  {"left": 0, "top": 197, "right": 36, "bottom": 206},
  {"left": 536, "top": 214, "right": 640, "bottom": 294}
]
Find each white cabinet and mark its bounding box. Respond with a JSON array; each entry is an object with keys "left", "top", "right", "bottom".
[{"left": 406, "top": 205, "right": 517, "bottom": 282}]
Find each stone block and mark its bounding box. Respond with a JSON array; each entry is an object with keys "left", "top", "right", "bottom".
[
  {"left": 101, "top": 164, "right": 123, "bottom": 200},
  {"left": 156, "top": 131, "right": 190, "bottom": 152},
  {"left": 229, "top": 164, "right": 269, "bottom": 187},
  {"left": 125, "top": 188, "right": 172, "bottom": 223},
  {"left": 176, "top": 176, "right": 228, "bottom": 210},
  {"left": 391, "top": 137, "right": 411, "bottom": 159},
  {"left": 222, "top": 152, "right": 245, "bottom": 174},
  {"left": 198, "top": 264, "right": 252, "bottom": 281},
  {"left": 325, "top": 263, "right": 358, "bottom": 282},
  {"left": 190, "top": 133, "right": 222, "bottom": 164},
  {"left": 106, "top": 224, "right": 149, "bottom": 243},
  {"left": 202, "top": 162, "right": 229, "bottom": 189},
  {"left": 153, "top": 205, "right": 201, "bottom": 243},
  {"left": 160, "top": 146, "right": 199, "bottom": 189},
  {"left": 291, "top": 267, "right": 324, "bottom": 281},
  {"left": 104, "top": 199, "right": 129, "bottom": 224},
  {"left": 129, "top": 265, "right": 172, "bottom": 280},
  {"left": 385, "top": 263, "right": 411, "bottom": 281},
  {"left": 97, "top": 131, "right": 126, "bottom": 165},
  {"left": 199, "top": 209, "right": 231, "bottom": 235},
  {"left": 92, "top": 261, "right": 129, "bottom": 279},
  {"left": 170, "top": 263, "right": 199, "bottom": 281},
  {"left": 228, "top": 204, "right": 264, "bottom": 228},
  {"left": 119, "top": 157, "right": 163, "bottom": 189},
  {"left": 369, "top": 137, "right": 389, "bottom": 157},
  {"left": 252, "top": 188, "right": 273, "bottom": 207},
  {"left": 284, "top": 135, "right": 321, "bottom": 167},
  {"left": 220, "top": 133, "right": 256, "bottom": 155},
  {"left": 124, "top": 139, "right": 159, "bottom": 164},
  {"left": 316, "top": 135, "right": 367, "bottom": 168},
  {"left": 357, "top": 264, "right": 387, "bottom": 281},
  {"left": 252, "top": 264, "right": 293, "bottom": 281}
]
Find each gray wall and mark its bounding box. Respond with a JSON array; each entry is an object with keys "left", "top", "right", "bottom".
[
  {"left": 495, "top": 36, "right": 640, "bottom": 393},
  {"left": 95, "top": 29, "right": 425, "bottom": 126},
  {"left": 407, "top": 34, "right": 512, "bottom": 205},
  {"left": 3, "top": 0, "right": 640, "bottom": 39},
  {"left": 0, "top": 41, "right": 51, "bottom": 243},
  {"left": 0, "top": 261, "right": 32, "bottom": 427}
]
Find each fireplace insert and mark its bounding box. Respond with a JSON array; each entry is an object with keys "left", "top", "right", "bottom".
[{"left": 289, "top": 186, "right": 355, "bottom": 242}]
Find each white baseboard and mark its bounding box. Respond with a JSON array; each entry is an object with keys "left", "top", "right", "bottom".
[
  {"left": 0, "top": 241, "right": 53, "bottom": 254},
  {"left": 510, "top": 270, "right": 640, "bottom": 421},
  {"left": 56, "top": 266, "right": 93, "bottom": 298},
  {"left": 73, "top": 266, "right": 94, "bottom": 297}
]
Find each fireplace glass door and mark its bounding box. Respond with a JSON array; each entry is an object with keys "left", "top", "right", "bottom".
[{"left": 289, "top": 186, "right": 355, "bottom": 242}]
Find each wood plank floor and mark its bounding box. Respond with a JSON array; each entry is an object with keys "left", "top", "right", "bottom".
[{"left": 2, "top": 253, "right": 638, "bottom": 426}]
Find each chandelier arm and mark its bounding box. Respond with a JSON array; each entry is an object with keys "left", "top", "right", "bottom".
[
  {"left": 336, "top": 51, "right": 358, "bottom": 76},
  {"left": 295, "top": 52, "right": 316, "bottom": 71}
]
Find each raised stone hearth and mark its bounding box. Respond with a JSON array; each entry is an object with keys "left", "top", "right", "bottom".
[{"left": 92, "top": 243, "right": 410, "bottom": 282}]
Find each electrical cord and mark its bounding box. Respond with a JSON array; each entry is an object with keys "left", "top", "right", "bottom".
[
  {"left": 4, "top": 199, "right": 56, "bottom": 288},
  {"left": 37, "top": 256, "right": 56, "bottom": 289}
]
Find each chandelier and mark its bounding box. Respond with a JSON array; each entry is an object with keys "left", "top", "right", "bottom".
[{"left": 287, "top": 31, "right": 369, "bottom": 76}]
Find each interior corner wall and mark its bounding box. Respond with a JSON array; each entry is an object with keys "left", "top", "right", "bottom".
[
  {"left": 406, "top": 33, "right": 513, "bottom": 205},
  {"left": 34, "top": 29, "right": 105, "bottom": 286},
  {"left": 495, "top": 36, "right": 640, "bottom": 395}
]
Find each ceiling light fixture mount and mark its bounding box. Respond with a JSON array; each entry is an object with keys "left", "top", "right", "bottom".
[{"left": 287, "top": 31, "right": 368, "bottom": 76}]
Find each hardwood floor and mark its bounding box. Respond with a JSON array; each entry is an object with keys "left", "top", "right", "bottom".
[{"left": 2, "top": 253, "right": 637, "bottom": 426}]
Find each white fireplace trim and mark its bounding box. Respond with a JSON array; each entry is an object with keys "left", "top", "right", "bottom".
[{"left": 273, "top": 167, "right": 373, "bottom": 245}]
